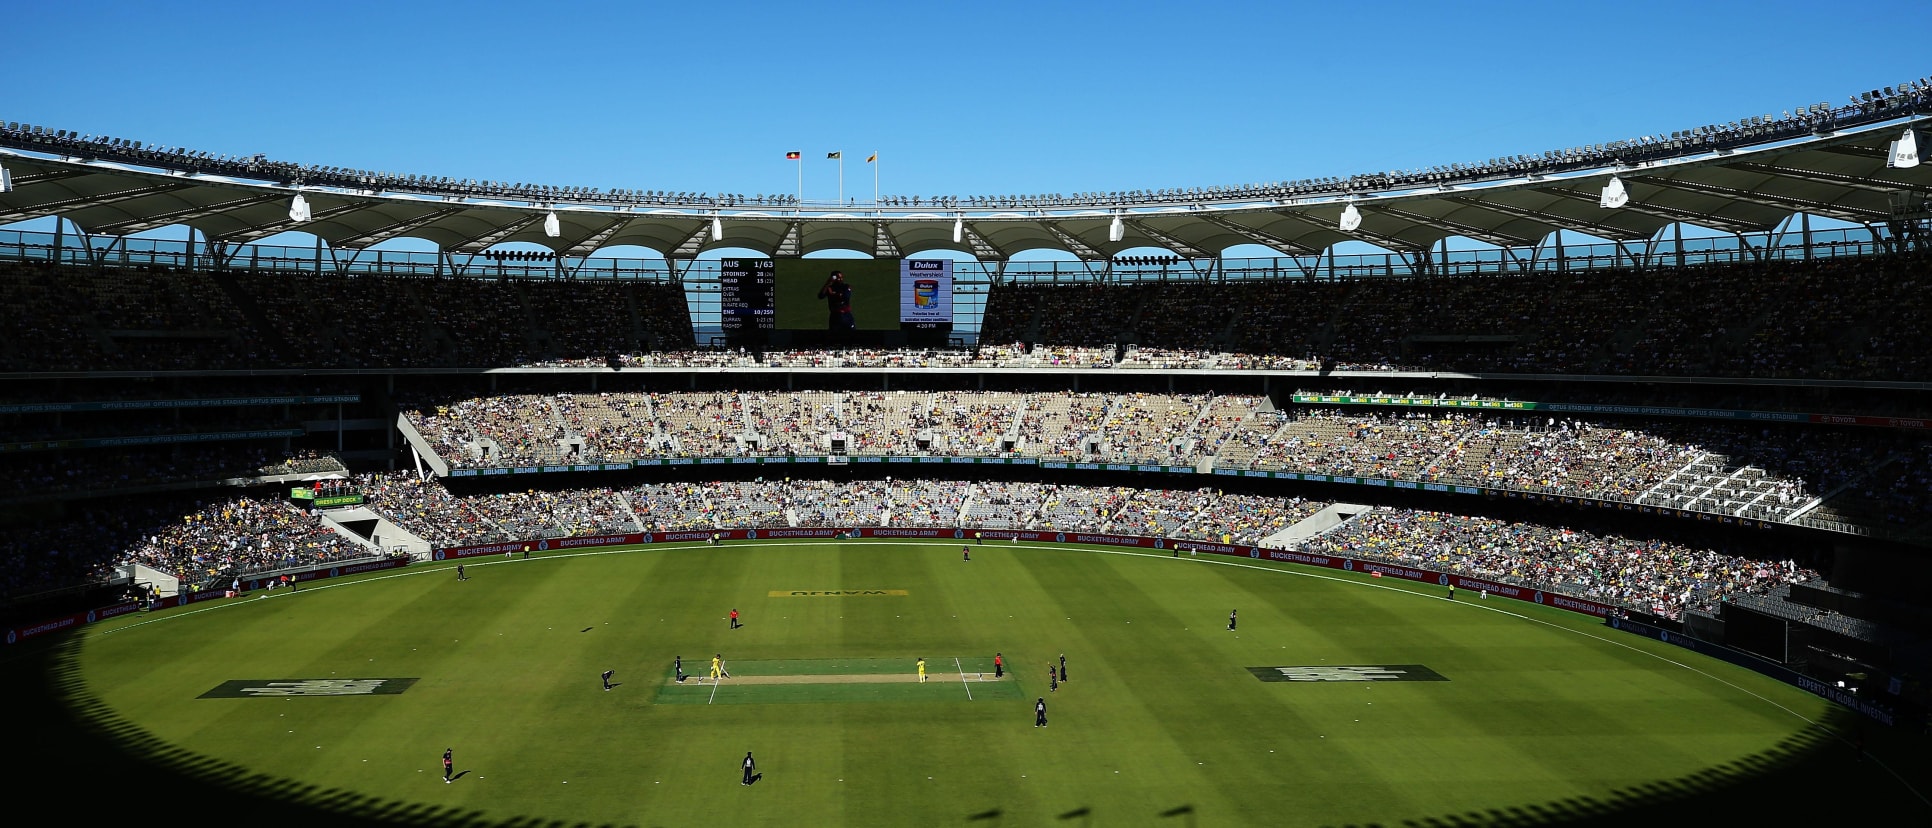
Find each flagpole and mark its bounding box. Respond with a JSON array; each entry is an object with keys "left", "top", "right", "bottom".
[
  {"left": 872, "top": 150, "right": 879, "bottom": 209},
  {"left": 838, "top": 155, "right": 845, "bottom": 206},
  {"left": 796, "top": 156, "right": 802, "bottom": 208}
]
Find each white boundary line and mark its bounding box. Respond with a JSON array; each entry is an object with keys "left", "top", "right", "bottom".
[
  {"left": 76, "top": 537, "right": 1929, "bottom": 809},
  {"left": 954, "top": 657, "right": 973, "bottom": 701}
]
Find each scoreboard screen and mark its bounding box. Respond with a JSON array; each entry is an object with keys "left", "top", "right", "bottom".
[
  {"left": 900, "top": 259, "right": 952, "bottom": 331},
  {"left": 718, "top": 259, "right": 775, "bottom": 332}
]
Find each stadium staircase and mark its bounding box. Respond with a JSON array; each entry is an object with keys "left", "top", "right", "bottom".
[
  {"left": 131, "top": 563, "right": 181, "bottom": 598},
  {"left": 1259, "top": 503, "right": 1373, "bottom": 550},
  {"left": 323, "top": 507, "right": 430, "bottom": 557},
  {"left": 615, "top": 493, "right": 648, "bottom": 532},
  {"left": 394, "top": 413, "right": 453, "bottom": 477}
]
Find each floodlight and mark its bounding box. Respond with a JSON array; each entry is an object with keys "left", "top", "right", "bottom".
[
  {"left": 711, "top": 214, "right": 724, "bottom": 241},
  {"left": 1889, "top": 128, "right": 1921, "bottom": 169},
  {"left": 543, "top": 211, "right": 562, "bottom": 238},
  {"left": 1108, "top": 214, "right": 1124, "bottom": 243},
  {"left": 1338, "top": 203, "right": 1362, "bottom": 232},
  {"left": 0, "top": 164, "right": 10, "bottom": 194},
  {"left": 952, "top": 217, "right": 963, "bottom": 244},
  {"left": 1599, "top": 176, "right": 1630, "bottom": 209},
  {"left": 289, "top": 193, "right": 312, "bottom": 223}
]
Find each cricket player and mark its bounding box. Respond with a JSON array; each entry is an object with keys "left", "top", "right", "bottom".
[
  {"left": 456, "top": 565, "right": 467, "bottom": 581},
  {"left": 917, "top": 657, "right": 927, "bottom": 683},
  {"left": 730, "top": 608, "right": 741, "bottom": 629},
  {"left": 962, "top": 546, "right": 971, "bottom": 562},
  {"left": 1049, "top": 665, "right": 1058, "bottom": 692},
  {"left": 674, "top": 655, "right": 686, "bottom": 683},
  {"left": 1059, "top": 653, "right": 1068, "bottom": 682},
  {"left": 710, "top": 654, "right": 723, "bottom": 682},
  {"left": 602, "top": 670, "right": 614, "bottom": 691},
  {"left": 742, "top": 751, "right": 757, "bottom": 785},
  {"left": 443, "top": 747, "right": 454, "bottom": 783},
  {"left": 1035, "top": 698, "right": 1047, "bottom": 728},
  {"left": 1228, "top": 609, "right": 1237, "bottom": 631}
]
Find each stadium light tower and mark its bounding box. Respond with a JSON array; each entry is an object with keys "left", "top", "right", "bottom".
[
  {"left": 1338, "top": 203, "right": 1362, "bottom": 232},
  {"left": 1599, "top": 176, "right": 1630, "bottom": 208},
  {"left": 288, "top": 193, "right": 312, "bottom": 223},
  {"left": 1889, "top": 127, "right": 1920, "bottom": 169},
  {"left": 543, "top": 211, "right": 562, "bottom": 238}
]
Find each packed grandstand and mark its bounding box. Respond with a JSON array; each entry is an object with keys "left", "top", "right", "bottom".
[{"left": 1, "top": 75, "right": 1928, "bottom": 728}]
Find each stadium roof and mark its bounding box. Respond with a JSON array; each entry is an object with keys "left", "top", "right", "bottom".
[{"left": 1, "top": 94, "right": 1927, "bottom": 262}]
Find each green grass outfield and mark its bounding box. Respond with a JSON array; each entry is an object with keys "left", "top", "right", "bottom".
[{"left": 52, "top": 539, "right": 1931, "bottom": 826}]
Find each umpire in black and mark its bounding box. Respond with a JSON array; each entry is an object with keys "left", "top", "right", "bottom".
[
  {"left": 1035, "top": 697, "right": 1048, "bottom": 728},
  {"left": 741, "top": 751, "right": 757, "bottom": 785}
]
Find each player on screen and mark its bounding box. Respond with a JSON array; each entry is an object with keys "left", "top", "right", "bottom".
[{"left": 818, "top": 270, "right": 855, "bottom": 330}]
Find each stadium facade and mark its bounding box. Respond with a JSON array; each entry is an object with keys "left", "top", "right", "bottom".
[{"left": 1, "top": 77, "right": 1929, "bottom": 736}]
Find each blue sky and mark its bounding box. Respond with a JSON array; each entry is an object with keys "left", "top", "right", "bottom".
[{"left": 4, "top": 0, "right": 1925, "bottom": 257}]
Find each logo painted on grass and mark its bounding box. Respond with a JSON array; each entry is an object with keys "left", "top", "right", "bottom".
[
  {"left": 200, "top": 678, "right": 421, "bottom": 698},
  {"left": 1248, "top": 665, "right": 1448, "bottom": 682},
  {"left": 767, "top": 589, "right": 910, "bottom": 597}
]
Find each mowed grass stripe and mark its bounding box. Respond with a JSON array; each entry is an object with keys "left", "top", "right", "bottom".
[{"left": 1012, "top": 549, "right": 1368, "bottom": 825}]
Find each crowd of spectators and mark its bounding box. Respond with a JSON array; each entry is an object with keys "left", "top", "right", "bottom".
[
  {"left": 1305, "top": 507, "right": 1816, "bottom": 619},
  {"left": 357, "top": 477, "right": 1320, "bottom": 546},
  {"left": 395, "top": 392, "right": 1926, "bottom": 528},
  {"left": 117, "top": 495, "right": 370, "bottom": 587},
  {"left": 0, "top": 467, "right": 1861, "bottom": 621},
  {"left": 34, "top": 473, "right": 1811, "bottom": 618},
  {"left": 356, "top": 472, "right": 488, "bottom": 546},
  {"left": 979, "top": 253, "right": 1932, "bottom": 381},
  {"left": 0, "top": 445, "right": 293, "bottom": 498},
  {"left": 6, "top": 253, "right": 1932, "bottom": 379},
  {"left": 0, "top": 263, "right": 694, "bottom": 372},
  {"left": 257, "top": 451, "right": 346, "bottom": 477}
]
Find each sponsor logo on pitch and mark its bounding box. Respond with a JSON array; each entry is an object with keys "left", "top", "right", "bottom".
[
  {"left": 1248, "top": 665, "right": 1449, "bottom": 682},
  {"left": 200, "top": 678, "right": 421, "bottom": 698}
]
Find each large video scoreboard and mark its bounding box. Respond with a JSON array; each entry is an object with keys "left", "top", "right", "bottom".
[
  {"left": 721, "top": 258, "right": 953, "bottom": 344},
  {"left": 718, "top": 259, "right": 776, "bottom": 332}
]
